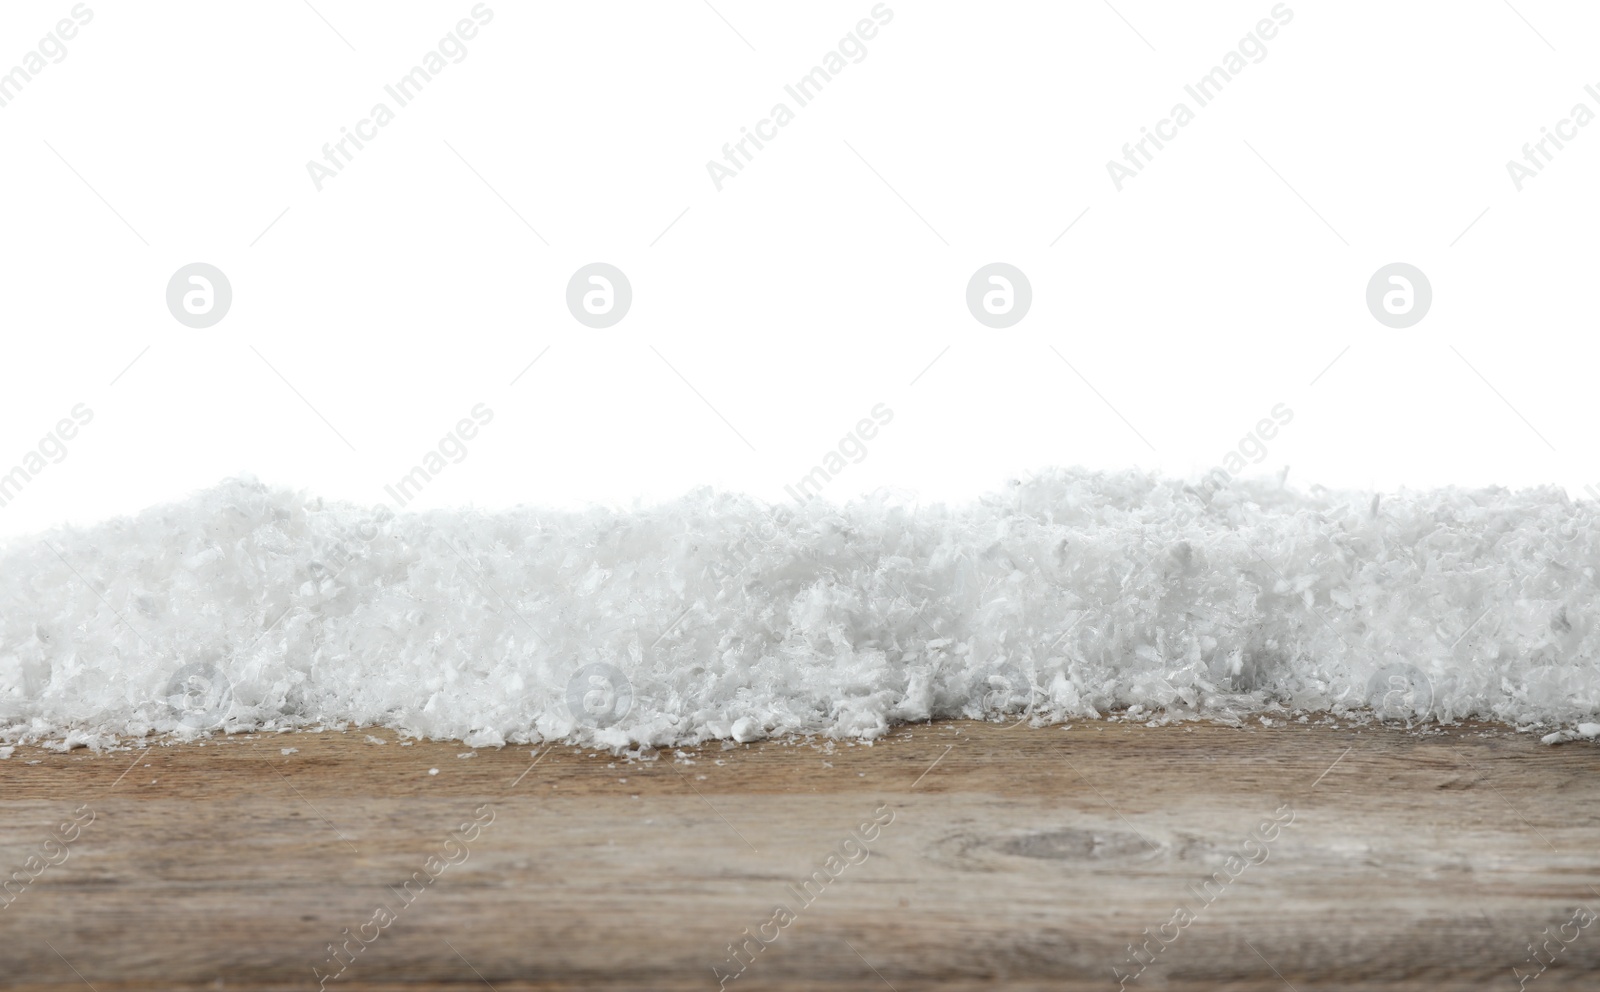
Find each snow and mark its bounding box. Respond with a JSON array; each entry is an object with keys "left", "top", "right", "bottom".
[
  {"left": 1, "top": 471, "right": 1597, "bottom": 748},
  {"left": 1542, "top": 722, "right": 1600, "bottom": 746}
]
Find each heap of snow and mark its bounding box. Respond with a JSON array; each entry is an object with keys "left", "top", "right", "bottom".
[{"left": 1, "top": 471, "right": 1597, "bottom": 748}]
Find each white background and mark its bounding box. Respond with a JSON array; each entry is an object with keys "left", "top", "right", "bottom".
[{"left": 1, "top": 0, "right": 1596, "bottom": 539}]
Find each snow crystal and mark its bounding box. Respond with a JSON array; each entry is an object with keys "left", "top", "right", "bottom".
[{"left": 1, "top": 470, "right": 1597, "bottom": 748}]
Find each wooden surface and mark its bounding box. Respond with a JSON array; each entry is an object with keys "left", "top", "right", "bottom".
[{"left": 1, "top": 718, "right": 1598, "bottom": 990}]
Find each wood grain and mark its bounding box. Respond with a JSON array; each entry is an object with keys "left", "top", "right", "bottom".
[{"left": 1, "top": 719, "right": 1597, "bottom": 990}]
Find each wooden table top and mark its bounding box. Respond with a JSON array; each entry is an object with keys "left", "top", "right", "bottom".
[{"left": 1, "top": 718, "right": 1596, "bottom": 990}]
